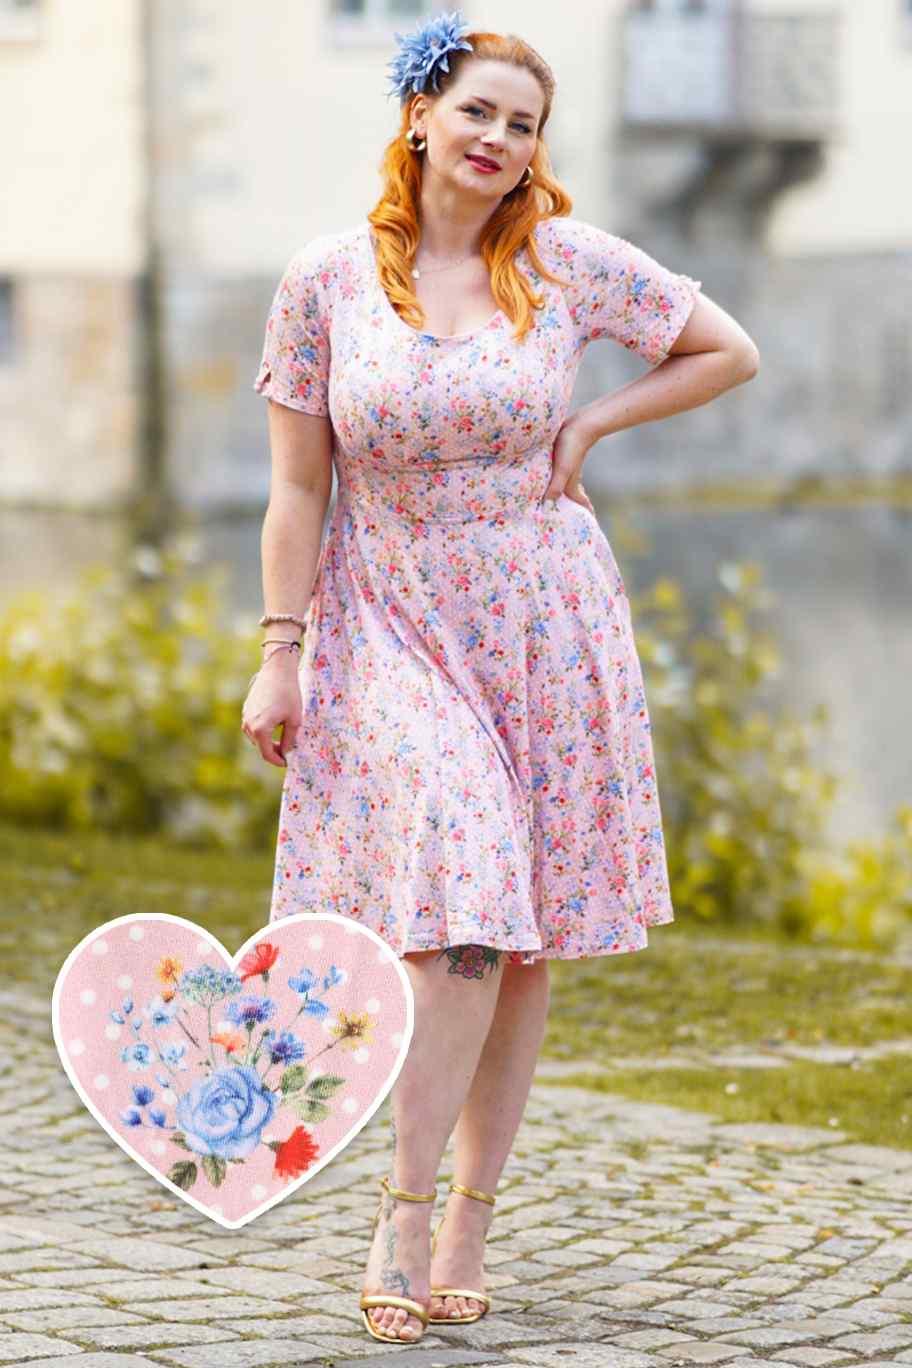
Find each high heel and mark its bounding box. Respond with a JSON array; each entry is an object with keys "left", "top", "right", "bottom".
[
  {"left": 360, "top": 1174, "right": 437, "bottom": 1344},
  {"left": 428, "top": 1181, "right": 496, "bottom": 1324}
]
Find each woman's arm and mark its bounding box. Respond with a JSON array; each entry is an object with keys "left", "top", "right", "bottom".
[
  {"left": 572, "top": 292, "right": 760, "bottom": 444},
  {"left": 244, "top": 401, "right": 333, "bottom": 767},
  {"left": 261, "top": 400, "right": 334, "bottom": 648}
]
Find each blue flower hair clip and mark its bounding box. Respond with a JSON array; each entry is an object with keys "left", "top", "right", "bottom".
[{"left": 385, "top": 8, "right": 474, "bottom": 106}]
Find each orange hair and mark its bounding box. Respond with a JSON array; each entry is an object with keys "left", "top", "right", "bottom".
[{"left": 367, "top": 27, "right": 574, "bottom": 343}]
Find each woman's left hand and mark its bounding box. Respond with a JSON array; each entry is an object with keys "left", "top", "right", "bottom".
[{"left": 540, "top": 414, "right": 597, "bottom": 514}]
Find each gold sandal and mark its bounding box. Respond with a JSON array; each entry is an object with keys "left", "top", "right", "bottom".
[
  {"left": 360, "top": 1174, "right": 437, "bottom": 1344},
  {"left": 428, "top": 1181, "right": 496, "bottom": 1324}
]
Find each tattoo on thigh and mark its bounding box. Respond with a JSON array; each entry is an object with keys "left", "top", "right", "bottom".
[{"left": 436, "top": 944, "right": 502, "bottom": 980}]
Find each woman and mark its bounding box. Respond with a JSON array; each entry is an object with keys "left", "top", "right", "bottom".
[{"left": 242, "top": 9, "right": 759, "bottom": 1347}]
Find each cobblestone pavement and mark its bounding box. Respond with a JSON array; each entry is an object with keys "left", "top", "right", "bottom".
[{"left": 2, "top": 987, "right": 912, "bottom": 1367}]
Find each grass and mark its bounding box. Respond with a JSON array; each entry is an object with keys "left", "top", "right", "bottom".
[
  {"left": 548, "top": 1055, "right": 912, "bottom": 1153},
  {"left": 3, "top": 820, "right": 910, "bottom": 1152}
]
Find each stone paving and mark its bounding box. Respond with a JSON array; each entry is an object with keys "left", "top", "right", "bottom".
[{"left": 2, "top": 986, "right": 912, "bottom": 1367}]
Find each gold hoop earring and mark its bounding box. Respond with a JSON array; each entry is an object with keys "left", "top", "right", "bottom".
[
  {"left": 520, "top": 166, "right": 533, "bottom": 187},
  {"left": 405, "top": 128, "right": 427, "bottom": 152}
]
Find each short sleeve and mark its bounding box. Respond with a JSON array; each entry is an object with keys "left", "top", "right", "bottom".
[
  {"left": 549, "top": 218, "right": 701, "bottom": 367},
  {"left": 253, "top": 239, "right": 332, "bottom": 415}
]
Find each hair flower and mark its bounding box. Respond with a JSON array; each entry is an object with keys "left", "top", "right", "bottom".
[{"left": 385, "top": 8, "right": 474, "bottom": 105}]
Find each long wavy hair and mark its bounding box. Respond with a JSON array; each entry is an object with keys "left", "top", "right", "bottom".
[{"left": 367, "top": 27, "right": 574, "bottom": 343}]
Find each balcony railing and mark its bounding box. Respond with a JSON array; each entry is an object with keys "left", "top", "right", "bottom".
[{"left": 621, "top": 3, "right": 842, "bottom": 141}]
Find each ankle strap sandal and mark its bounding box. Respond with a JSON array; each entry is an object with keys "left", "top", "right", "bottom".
[
  {"left": 449, "top": 1181, "right": 496, "bottom": 1205},
  {"left": 428, "top": 1180, "right": 497, "bottom": 1324},
  {"left": 360, "top": 1175, "right": 437, "bottom": 1344}
]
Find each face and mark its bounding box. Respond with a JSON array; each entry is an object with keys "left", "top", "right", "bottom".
[{"left": 410, "top": 60, "right": 544, "bottom": 197}]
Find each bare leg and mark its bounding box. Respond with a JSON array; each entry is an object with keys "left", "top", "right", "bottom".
[
  {"left": 361, "top": 944, "right": 506, "bottom": 1342},
  {"left": 429, "top": 957, "right": 550, "bottom": 1320}
]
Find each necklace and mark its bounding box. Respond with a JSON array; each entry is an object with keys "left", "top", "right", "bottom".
[{"left": 411, "top": 251, "right": 475, "bottom": 281}]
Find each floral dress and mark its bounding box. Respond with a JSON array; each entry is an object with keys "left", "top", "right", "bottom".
[{"left": 253, "top": 215, "right": 701, "bottom": 964}]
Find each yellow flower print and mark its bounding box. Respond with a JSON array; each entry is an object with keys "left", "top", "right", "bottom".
[{"left": 329, "top": 1010, "right": 375, "bottom": 1051}]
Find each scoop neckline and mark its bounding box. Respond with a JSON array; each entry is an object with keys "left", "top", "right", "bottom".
[{"left": 363, "top": 220, "right": 506, "bottom": 343}]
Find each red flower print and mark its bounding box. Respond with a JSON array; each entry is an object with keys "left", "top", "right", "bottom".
[
  {"left": 238, "top": 941, "right": 280, "bottom": 984},
  {"left": 274, "top": 1125, "right": 321, "bottom": 1179}
]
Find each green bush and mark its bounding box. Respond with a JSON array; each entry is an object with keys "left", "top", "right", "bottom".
[
  {"left": 799, "top": 804, "right": 912, "bottom": 949},
  {"left": 0, "top": 542, "right": 282, "bottom": 848},
  {"left": 1, "top": 536, "right": 909, "bottom": 951},
  {"left": 629, "top": 558, "right": 912, "bottom": 950}
]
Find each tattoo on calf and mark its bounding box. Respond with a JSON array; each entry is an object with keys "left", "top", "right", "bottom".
[
  {"left": 380, "top": 1194, "right": 411, "bottom": 1295},
  {"left": 436, "top": 944, "right": 502, "bottom": 980}
]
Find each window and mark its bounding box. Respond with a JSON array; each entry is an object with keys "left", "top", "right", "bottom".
[
  {"left": 331, "top": 0, "right": 428, "bottom": 18},
  {"left": 0, "top": 279, "right": 14, "bottom": 365},
  {"left": 329, "top": 0, "right": 432, "bottom": 46},
  {"left": 632, "top": 0, "right": 730, "bottom": 13},
  {"left": 0, "top": 0, "right": 40, "bottom": 41}
]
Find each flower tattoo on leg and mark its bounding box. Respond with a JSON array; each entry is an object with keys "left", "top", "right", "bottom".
[{"left": 435, "top": 945, "right": 502, "bottom": 980}]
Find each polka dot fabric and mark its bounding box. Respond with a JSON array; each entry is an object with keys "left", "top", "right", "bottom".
[{"left": 253, "top": 216, "right": 701, "bottom": 964}]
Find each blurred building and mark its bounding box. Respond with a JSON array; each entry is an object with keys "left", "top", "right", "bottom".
[{"left": 0, "top": 0, "right": 910, "bottom": 512}]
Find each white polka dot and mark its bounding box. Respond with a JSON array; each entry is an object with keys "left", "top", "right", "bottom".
[
  {"left": 342, "top": 1097, "right": 359, "bottom": 1114},
  {"left": 391, "top": 1032, "right": 403, "bottom": 1048},
  {"left": 352, "top": 1047, "right": 370, "bottom": 1064},
  {"left": 104, "top": 1024, "right": 122, "bottom": 1041},
  {"left": 307, "top": 934, "right": 324, "bottom": 950},
  {"left": 150, "top": 1140, "right": 167, "bottom": 1156},
  {"left": 252, "top": 1184, "right": 268, "bottom": 1200},
  {"left": 129, "top": 926, "right": 144, "bottom": 941},
  {"left": 91, "top": 939, "right": 108, "bottom": 956},
  {"left": 93, "top": 1075, "right": 110, "bottom": 1090},
  {"left": 365, "top": 997, "right": 380, "bottom": 1013},
  {"left": 262, "top": 1132, "right": 274, "bottom": 1144},
  {"left": 116, "top": 974, "right": 133, "bottom": 990},
  {"left": 196, "top": 940, "right": 211, "bottom": 956},
  {"left": 80, "top": 988, "right": 96, "bottom": 1006},
  {"left": 69, "top": 1039, "right": 85, "bottom": 1056},
  {"left": 162, "top": 1088, "right": 177, "bottom": 1105}
]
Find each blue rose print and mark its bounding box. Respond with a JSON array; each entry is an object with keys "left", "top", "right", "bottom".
[{"left": 175, "top": 1064, "right": 277, "bottom": 1160}]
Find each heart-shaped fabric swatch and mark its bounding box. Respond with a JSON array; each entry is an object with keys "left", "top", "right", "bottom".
[{"left": 52, "top": 912, "right": 413, "bottom": 1228}]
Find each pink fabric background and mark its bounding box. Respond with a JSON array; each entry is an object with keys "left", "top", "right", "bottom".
[{"left": 53, "top": 912, "right": 411, "bottom": 1227}]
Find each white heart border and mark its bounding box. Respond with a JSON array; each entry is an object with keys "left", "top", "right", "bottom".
[{"left": 51, "top": 911, "right": 414, "bottom": 1230}]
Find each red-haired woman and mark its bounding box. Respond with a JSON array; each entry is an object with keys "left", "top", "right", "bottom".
[{"left": 243, "top": 8, "right": 758, "bottom": 1347}]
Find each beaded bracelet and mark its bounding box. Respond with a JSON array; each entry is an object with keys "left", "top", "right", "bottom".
[{"left": 259, "top": 612, "right": 308, "bottom": 632}]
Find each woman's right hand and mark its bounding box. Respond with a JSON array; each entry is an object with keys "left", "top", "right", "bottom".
[{"left": 241, "top": 651, "right": 303, "bottom": 768}]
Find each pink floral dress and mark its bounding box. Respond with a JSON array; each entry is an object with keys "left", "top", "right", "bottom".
[{"left": 253, "top": 215, "right": 701, "bottom": 964}]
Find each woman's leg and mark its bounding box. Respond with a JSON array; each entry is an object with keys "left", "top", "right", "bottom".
[
  {"left": 429, "top": 957, "right": 551, "bottom": 1321},
  {"left": 361, "top": 944, "right": 506, "bottom": 1342}
]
